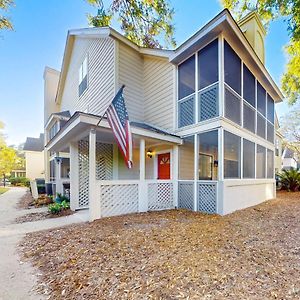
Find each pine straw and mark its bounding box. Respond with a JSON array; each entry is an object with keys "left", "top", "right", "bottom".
[
  {"left": 14, "top": 210, "right": 74, "bottom": 224},
  {"left": 20, "top": 192, "right": 300, "bottom": 299}
]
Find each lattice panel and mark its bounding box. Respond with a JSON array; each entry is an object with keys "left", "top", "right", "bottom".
[
  {"left": 199, "top": 84, "right": 218, "bottom": 121},
  {"left": 178, "top": 95, "right": 195, "bottom": 128},
  {"left": 198, "top": 182, "right": 217, "bottom": 214},
  {"left": 178, "top": 181, "right": 194, "bottom": 210},
  {"left": 78, "top": 140, "right": 89, "bottom": 207},
  {"left": 100, "top": 184, "right": 139, "bottom": 217},
  {"left": 148, "top": 182, "right": 174, "bottom": 211},
  {"left": 96, "top": 143, "right": 113, "bottom": 180}
]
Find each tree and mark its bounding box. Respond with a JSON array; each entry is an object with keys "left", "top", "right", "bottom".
[
  {"left": 86, "top": 0, "right": 176, "bottom": 48},
  {"left": 0, "top": 0, "right": 14, "bottom": 30},
  {"left": 221, "top": 0, "right": 300, "bottom": 105},
  {"left": 0, "top": 144, "right": 17, "bottom": 186},
  {"left": 280, "top": 104, "right": 300, "bottom": 155}
]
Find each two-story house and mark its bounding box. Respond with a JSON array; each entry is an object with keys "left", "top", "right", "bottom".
[{"left": 44, "top": 9, "right": 283, "bottom": 221}]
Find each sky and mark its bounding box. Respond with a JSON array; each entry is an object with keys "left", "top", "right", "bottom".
[{"left": 0, "top": 0, "right": 291, "bottom": 146}]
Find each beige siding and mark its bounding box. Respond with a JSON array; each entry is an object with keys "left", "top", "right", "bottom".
[
  {"left": 118, "top": 42, "right": 144, "bottom": 122},
  {"left": 179, "top": 139, "right": 194, "bottom": 180},
  {"left": 25, "top": 151, "right": 45, "bottom": 180},
  {"left": 60, "top": 37, "right": 115, "bottom": 116},
  {"left": 143, "top": 57, "right": 174, "bottom": 130}
]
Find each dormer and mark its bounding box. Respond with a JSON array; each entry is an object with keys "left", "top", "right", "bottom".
[{"left": 238, "top": 11, "right": 266, "bottom": 64}]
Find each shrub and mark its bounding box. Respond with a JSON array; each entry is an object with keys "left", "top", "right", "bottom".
[
  {"left": 48, "top": 203, "right": 62, "bottom": 214},
  {"left": 278, "top": 168, "right": 300, "bottom": 192},
  {"left": 9, "top": 177, "right": 30, "bottom": 187},
  {"left": 61, "top": 200, "right": 70, "bottom": 210}
]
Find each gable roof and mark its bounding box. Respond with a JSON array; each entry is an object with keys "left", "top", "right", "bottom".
[
  {"left": 23, "top": 133, "right": 44, "bottom": 152},
  {"left": 54, "top": 9, "right": 283, "bottom": 105}
]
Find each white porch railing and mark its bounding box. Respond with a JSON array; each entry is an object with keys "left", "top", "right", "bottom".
[{"left": 96, "top": 179, "right": 175, "bottom": 218}]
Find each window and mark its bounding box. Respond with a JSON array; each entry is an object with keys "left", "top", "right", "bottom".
[
  {"left": 178, "top": 55, "right": 195, "bottom": 99},
  {"left": 243, "top": 103, "right": 255, "bottom": 133},
  {"left": 256, "top": 145, "right": 266, "bottom": 178},
  {"left": 198, "top": 130, "right": 218, "bottom": 180},
  {"left": 243, "top": 64, "right": 255, "bottom": 107},
  {"left": 198, "top": 39, "right": 218, "bottom": 90},
  {"left": 267, "top": 149, "right": 274, "bottom": 178},
  {"left": 225, "top": 87, "right": 241, "bottom": 125},
  {"left": 257, "top": 113, "right": 266, "bottom": 139},
  {"left": 243, "top": 139, "right": 255, "bottom": 178},
  {"left": 257, "top": 82, "right": 266, "bottom": 116},
  {"left": 224, "top": 131, "right": 241, "bottom": 178},
  {"left": 49, "top": 122, "right": 59, "bottom": 140},
  {"left": 224, "top": 40, "right": 241, "bottom": 94},
  {"left": 267, "top": 94, "right": 275, "bottom": 123},
  {"left": 79, "top": 56, "right": 88, "bottom": 97}
]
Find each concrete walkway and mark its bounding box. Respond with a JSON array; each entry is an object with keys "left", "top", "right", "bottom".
[{"left": 0, "top": 187, "right": 89, "bottom": 300}]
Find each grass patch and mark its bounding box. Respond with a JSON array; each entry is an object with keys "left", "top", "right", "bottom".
[{"left": 0, "top": 187, "right": 8, "bottom": 195}]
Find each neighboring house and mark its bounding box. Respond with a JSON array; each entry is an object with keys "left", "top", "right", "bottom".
[
  {"left": 23, "top": 134, "right": 45, "bottom": 180},
  {"left": 282, "top": 147, "right": 299, "bottom": 170},
  {"left": 10, "top": 170, "right": 26, "bottom": 178},
  {"left": 274, "top": 113, "right": 283, "bottom": 173},
  {"left": 44, "top": 9, "right": 283, "bottom": 221}
]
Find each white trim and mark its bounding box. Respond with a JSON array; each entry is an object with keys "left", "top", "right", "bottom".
[{"left": 193, "top": 134, "right": 198, "bottom": 211}]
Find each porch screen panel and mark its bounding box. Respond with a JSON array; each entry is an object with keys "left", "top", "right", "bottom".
[
  {"left": 243, "top": 103, "right": 255, "bottom": 133},
  {"left": 198, "top": 39, "right": 218, "bottom": 90},
  {"left": 225, "top": 87, "right": 241, "bottom": 125},
  {"left": 267, "top": 94, "right": 275, "bottom": 123},
  {"left": 96, "top": 143, "right": 113, "bottom": 180},
  {"left": 257, "top": 113, "right": 266, "bottom": 139},
  {"left": 243, "top": 139, "right": 255, "bottom": 178},
  {"left": 256, "top": 145, "right": 266, "bottom": 178},
  {"left": 198, "top": 130, "right": 218, "bottom": 180},
  {"left": 178, "top": 55, "right": 195, "bottom": 99},
  {"left": 78, "top": 140, "right": 89, "bottom": 207},
  {"left": 224, "top": 131, "right": 241, "bottom": 178},
  {"left": 267, "top": 149, "right": 274, "bottom": 178},
  {"left": 257, "top": 82, "right": 266, "bottom": 116},
  {"left": 224, "top": 40, "right": 241, "bottom": 95},
  {"left": 243, "top": 64, "right": 255, "bottom": 107},
  {"left": 267, "top": 122, "right": 274, "bottom": 143},
  {"left": 178, "top": 95, "right": 195, "bottom": 127}
]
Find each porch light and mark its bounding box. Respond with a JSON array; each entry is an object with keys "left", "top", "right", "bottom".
[
  {"left": 54, "top": 156, "right": 63, "bottom": 164},
  {"left": 147, "top": 149, "right": 153, "bottom": 158}
]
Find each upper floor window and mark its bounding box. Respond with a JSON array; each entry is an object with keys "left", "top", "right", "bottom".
[
  {"left": 224, "top": 41, "right": 241, "bottom": 95},
  {"left": 198, "top": 39, "right": 218, "bottom": 90},
  {"left": 267, "top": 94, "right": 275, "bottom": 123},
  {"left": 49, "top": 121, "right": 59, "bottom": 140},
  {"left": 178, "top": 55, "right": 195, "bottom": 100},
  {"left": 79, "top": 56, "right": 88, "bottom": 97}
]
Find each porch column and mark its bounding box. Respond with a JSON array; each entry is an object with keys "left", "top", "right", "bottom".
[
  {"left": 70, "top": 142, "right": 79, "bottom": 211},
  {"left": 172, "top": 145, "right": 179, "bottom": 208},
  {"left": 89, "top": 128, "right": 100, "bottom": 221},
  {"left": 193, "top": 134, "right": 198, "bottom": 212},
  {"left": 55, "top": 153, "right": 63, "bottom": 195},
  {"left": 138, "top": 138, "right": 148, "bottom": 212}
]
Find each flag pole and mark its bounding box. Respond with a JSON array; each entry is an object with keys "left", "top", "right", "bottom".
[{"left": 96, "top": 84, "right": 125, "bottom": 127}]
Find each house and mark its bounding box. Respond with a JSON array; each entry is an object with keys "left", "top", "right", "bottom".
[
  {"left": 44, "top": 9, "right": 282, "bottom": 221},
  {"left": 282, "top": 147, "right": 299, "bottom": 170},
  {"left": 10, "top": 170, "right": 26, "bottom": 178},
  {"left": 23, "top": 134, "right": 45, "bottom": 180}
]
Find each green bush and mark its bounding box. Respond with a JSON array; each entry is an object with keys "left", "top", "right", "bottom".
[
  {"left": 9, "top": 177, "right": 30, "bottom": 187},
  {"left": 48, "top": 199, "right": 70, "bottom": 214},
  {"left": 48, "top": 203, "right": 62, "bottom": 214},
  {"left": 278, "top": 168, "right": 300, "bottom": 192}
]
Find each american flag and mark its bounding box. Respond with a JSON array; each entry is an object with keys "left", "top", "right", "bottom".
[{"left": 106, "top": 85, "right": 133, "bottom": 169}]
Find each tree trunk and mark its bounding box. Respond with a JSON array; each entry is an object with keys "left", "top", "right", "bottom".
[{"left": 3, "top": 174, "right": 5, "bottom": 187}]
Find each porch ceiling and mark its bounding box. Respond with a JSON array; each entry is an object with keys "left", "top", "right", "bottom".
[{"left": 45, "top": 112, "right": 182, "bottom": 152}]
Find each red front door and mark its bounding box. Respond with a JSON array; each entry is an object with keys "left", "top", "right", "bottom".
[{"left": 157, "top": 153, "right": 171, "bottom": 179}]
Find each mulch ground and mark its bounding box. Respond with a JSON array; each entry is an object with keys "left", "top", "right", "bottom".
[
  {"left": 20, "top": 191, "right": 300, "bottom": 299},
  {"left": 14, "top": 210, "right": 74, "bottom": 224},
  {"left": 17, "top": 190, "right": 53, "bottom": 210}
]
